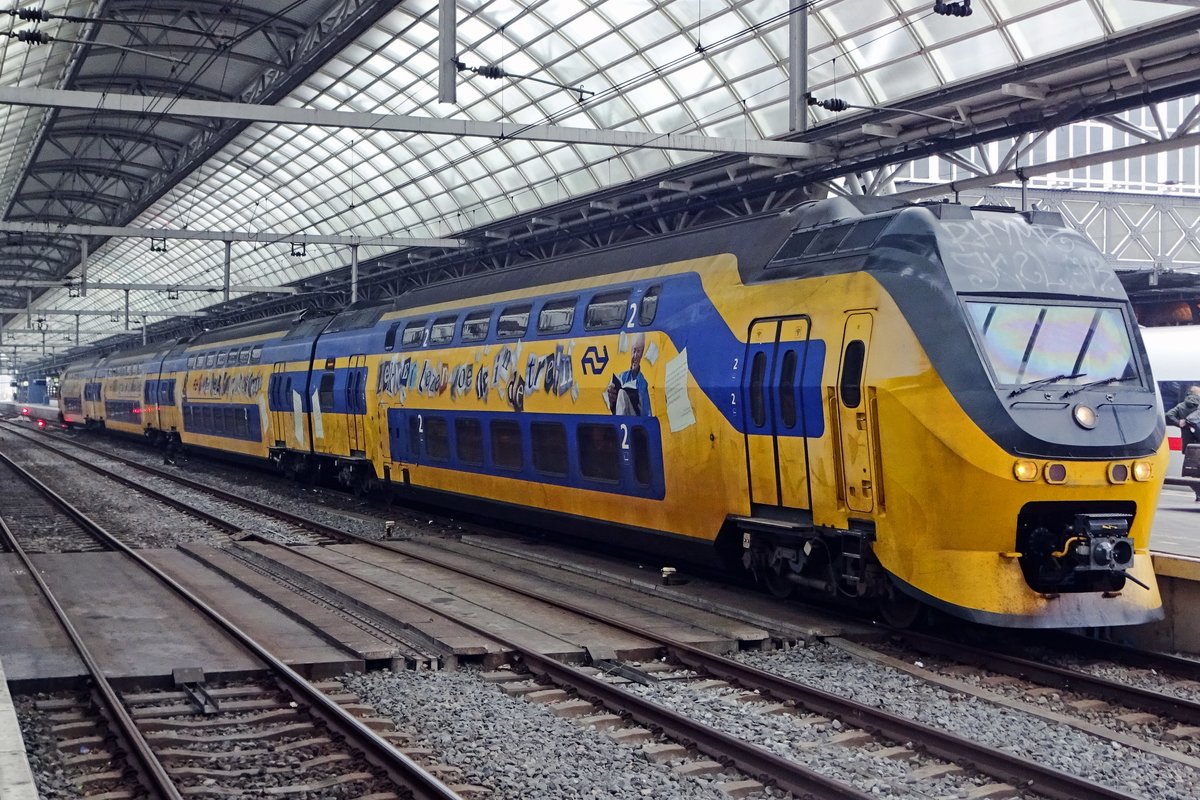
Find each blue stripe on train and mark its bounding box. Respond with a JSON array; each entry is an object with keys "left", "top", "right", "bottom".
[
  {"left": 304, "top": 273, "right": 830, "bottom": 441},
  {"left": 387, "top": 408, "right": 666, "bottom": 500},
  {"left": 182, "top": 402, "right": 262, "bottom": 442}
]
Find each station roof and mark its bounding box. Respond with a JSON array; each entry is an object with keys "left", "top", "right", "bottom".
[{"left": 0, "top": 0, "right": 1197, "bottom": 367}]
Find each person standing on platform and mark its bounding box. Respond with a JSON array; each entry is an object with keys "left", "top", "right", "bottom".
[{"left": 1166, "top": 385, "right": 1200, "bottom": 500}]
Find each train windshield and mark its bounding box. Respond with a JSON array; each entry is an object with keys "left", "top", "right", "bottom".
[{"left": 964, "top": 300, "right": 1139, "bottom": 388}]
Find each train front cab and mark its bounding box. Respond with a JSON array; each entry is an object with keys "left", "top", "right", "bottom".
[{"left": 739, "top": 199, "right": 1165, "bottom": 628}]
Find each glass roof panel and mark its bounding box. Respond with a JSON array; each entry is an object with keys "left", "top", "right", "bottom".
[{"left": 6, "top": 0, "right": 1199, "bottom": 341}]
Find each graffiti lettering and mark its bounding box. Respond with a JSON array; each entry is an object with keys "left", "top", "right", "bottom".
[
  {"left": 450, "top": 363, "right": 474, "bottom": 399},
  {"left": 188, "top": 371, "right": 263, "bottom": 400}
]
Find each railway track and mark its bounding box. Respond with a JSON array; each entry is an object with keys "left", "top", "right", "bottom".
[
  {"left": 0, "top": 449, "right": 462, "bottom": 800},
  {"left": 5, "top": 423, "right": 1185, "bottom": 798}
]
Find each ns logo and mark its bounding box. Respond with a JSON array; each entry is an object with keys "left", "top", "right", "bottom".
[{"left": 581, "top": 345, "right": 609, "bottom": 376}]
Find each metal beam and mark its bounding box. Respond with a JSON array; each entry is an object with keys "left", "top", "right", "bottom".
[
  {"left": 0, "top": 86, "right": 832, "bottom": 160},
  {"left": 0, "top": 219, "right": 461, "bottom": 249},
  {"left": 0, "top": 308, "right": 206, "bottom": 317},
  {"left": 0, "top": 280, "right": 297, "bottom": 294},
  {"left": 789, "top": 0, "right": 808, "bottom": 133},
  {"left": 893, "top": 131, "right": 1200, "bottom": 200}
]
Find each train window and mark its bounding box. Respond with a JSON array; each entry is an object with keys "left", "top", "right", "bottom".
[
  {"left": 750, "top": 351, "right": 767, "bottom": 427},
  {"left": 455, "top": 418, "right": 484, "bottom": 465},
  {"left": 408, "top": 416, "right": 421, "bottom": 457},
  {"left": 840, "top": 340, "right": 866, "bottom": 409},
  {"left": 224, "top": 408, "right": 237, "bottom": 434},
  {"left": 205, "top": 353, "right": 216, "bottom": 368},
  {"left": 425, "top": 417, "right": 450, "bottom": 461},
  {"left": 462, "top": 310, "right": 491, "bottom": 342},
  {"left": 779, "top": 350, "right": 798, "bottom": 429},
  {"left": 384, "top": 321, "right": 402, "bottom": 351},
  {"left": 577, "top": 424, "right": 619, "bottom": 482},
  {"left": 187, "top": 355, "right": 196, "bottom": 369},
  {"left": 631, "top": 426, "right": 652, "bottom": 487},
  {"left": 490, "top": 420, "right": 523, "bottom": 469},
  {"left": 239, "top": 347, "right": 252, "bottom": 365},
  {"left": 429, "top": 316, "right": 457, "bottom": 345},
  {"left": 839, "top": 217, "right": 892, "bottom": 250},
  {"left": 318, "top": 372, "right": 335, "bottom": 411},
  {"left": 401, "top": 321, "right": 427, "bottom": 347},
  {"left": 497, "top": 305, "right": 531, "bottom": 338},
  {"left": 638, "top": 286, "right": 660, "bottom": 326},
  {"left": 538, "top": 298, "right": 576, "bottom": 334},
  {"left": 531, "top": 421, "right": 568, "bottom": 475},
  {"left": 585, "top": 291, "right": 630, "bottom": 330},
  {"left": 250, "top": 345, "right": 263, "bottom": 364},
  {"left": 217, "top": 351, "right": 228, "bottom": 368},
  {"left": 773, "top": 229, "right": 820, "bottom": 262},
  {"left": 808, "top": 223, "right": 853, "bottom": 255},
  {"left": 236, "top": 408, "right": 249, "bottom": 437}
]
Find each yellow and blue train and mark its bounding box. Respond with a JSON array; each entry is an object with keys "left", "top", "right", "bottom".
[{"left": 58, "top": 197, "right": 1168, "bottom": 628}]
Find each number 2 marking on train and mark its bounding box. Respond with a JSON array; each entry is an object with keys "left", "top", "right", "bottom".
[
  {"left": 417, "top": 414, "right": 424, "bottom": 433},
  {"left": 620, "top": 423, "right": 630, "bottom": 450},
  {"left": 627, "top": 303, "right": 638, "bottom": 328},
  {"left": 732, "top": 357, "right": 739, "bottom": 370}
]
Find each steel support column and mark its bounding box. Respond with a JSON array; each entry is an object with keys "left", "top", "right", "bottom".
[
  {"left": 79, "top": 237, "right": 88, "bottom": 298},
  {"left": 789, "top": 0, "right": 808, "bottom": 132},
  {"left": 223, "top": 241, "right": 232, "bottom": 303},
  {"left": 438, "top": 0, "right": 456, "bottom": 104}
]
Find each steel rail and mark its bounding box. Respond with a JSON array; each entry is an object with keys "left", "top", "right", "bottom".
[
  {"left": 889, "top": 631, "right": 1200, "bottom": 726},
  {"left": 324, "top": 541, "right": 1140, "bottom": 800},
  {"left": 270, "top": 546, "right": 874, "bottom": 800},
  {"left": 8, "top": 430, "right": 873, "bottom": 798},
  {"left": 0, "top": 442, "right": 461, "bottom": 800},
  {"left": 9, "top": 428, "right": 1145, "bottom": 798},
  {"left": 0, "top": 452, "right": 185, "bottom": 800}
]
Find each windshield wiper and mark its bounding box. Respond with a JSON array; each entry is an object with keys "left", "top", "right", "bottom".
[
  {"left": 1061, "top": 375, "right": 1136, "bottom": 398},
  {"left": 1008, "top": 371, "right": 1087, "bottom": 398}
]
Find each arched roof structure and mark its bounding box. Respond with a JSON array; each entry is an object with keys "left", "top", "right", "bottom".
[{"left": 1, "top": 0, "right": 1199, "bottom": 370}]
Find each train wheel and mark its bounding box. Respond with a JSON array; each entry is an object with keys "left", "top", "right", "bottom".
[
  {"left": 763, "top": 566, "right": 796, "bottom": 599},
  {"left": 878, "top": 580, "right": 924, "bottom": 628}
]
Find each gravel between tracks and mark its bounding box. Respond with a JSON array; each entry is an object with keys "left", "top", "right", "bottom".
[
  {"left": 342, "top": 668, "right": 784, "bottom": 800},
  {"left": 734, "top": 643, "right": 1200, "bottom": 800}
]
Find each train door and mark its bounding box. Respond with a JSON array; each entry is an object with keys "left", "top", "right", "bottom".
[
  {"left": 347, "top": 354, "right": 367, "bottom": 457},
  {"left": 835, "top": 313, "right": 877, "bottom": 514},
  {"left": 268, "top": 362, "right": 289, "bottom": 447},
  {"left": 742, "top": 317, "right": 813, "bottom": 510}
]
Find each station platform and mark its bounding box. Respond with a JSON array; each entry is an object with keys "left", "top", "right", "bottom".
[
  {"left": 1125, "top": 483, "right": 1200, "bottom": 654},
  {"left": 0, "top": 659, "right": 37, "bottom": 800},
  {"left": 0, "top": 401, "right": 59, "bottom": 426}
]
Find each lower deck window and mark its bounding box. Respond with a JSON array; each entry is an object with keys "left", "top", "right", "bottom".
[
  {"left": 531, "top": 421, "right": 568, "bottom": 475},
  {"left": 425, "top": 416, "right": 449, "bottom": 461},
  {"left": 456, "top": 418, "right": 483, "bottom": 464},
  {"left": 490, "top": 420, "right": 523, "bottom": 469},
  {"left": 578, "top": 424, "right": 619, "bottom": 482}
]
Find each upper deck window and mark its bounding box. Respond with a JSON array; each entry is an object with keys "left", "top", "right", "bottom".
[
  {"left": 401, "top": 321, "right": 427, "bottom": 348},
  {"left": 538, "top": 298, "right": 576, "bottom": 334},
  {"left": 638, "top": 286, "right": 660, "bottom": 326},
  {"left": 965, "top": 300, "right": 1139, "bottom": 388},
  {"left": 462, "top": 310, "right": 491, "bottom": 342},
  {"left": 429, "top": 316, "right": 457, "bottom": 345},
  {"left": 585, "top": 291, "right": 629, "bottom": 330},
  {"left": 497, "top": 305, "right": 531, "bottom": 338}
]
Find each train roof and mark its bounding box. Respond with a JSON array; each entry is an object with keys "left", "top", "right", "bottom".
[{"left": 187, "top": 310, "right": 324, "bottom": 347}]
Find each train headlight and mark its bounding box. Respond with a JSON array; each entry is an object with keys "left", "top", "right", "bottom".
[
  {"left": 1132, "top": 461, "right": 1154, "bottom": 482},
  {"left": 1014, "top": 460, "right": 1038, "bottom": 481},
  {"left": 1044, "top": 463, "right": 1068, "bottom": 484},
  {"left": 1072, "top": 404, "right": 1097, "bottom": 429},
  {"left": 1107, "top": 463, "right": 1129, "bottom": 484}
]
